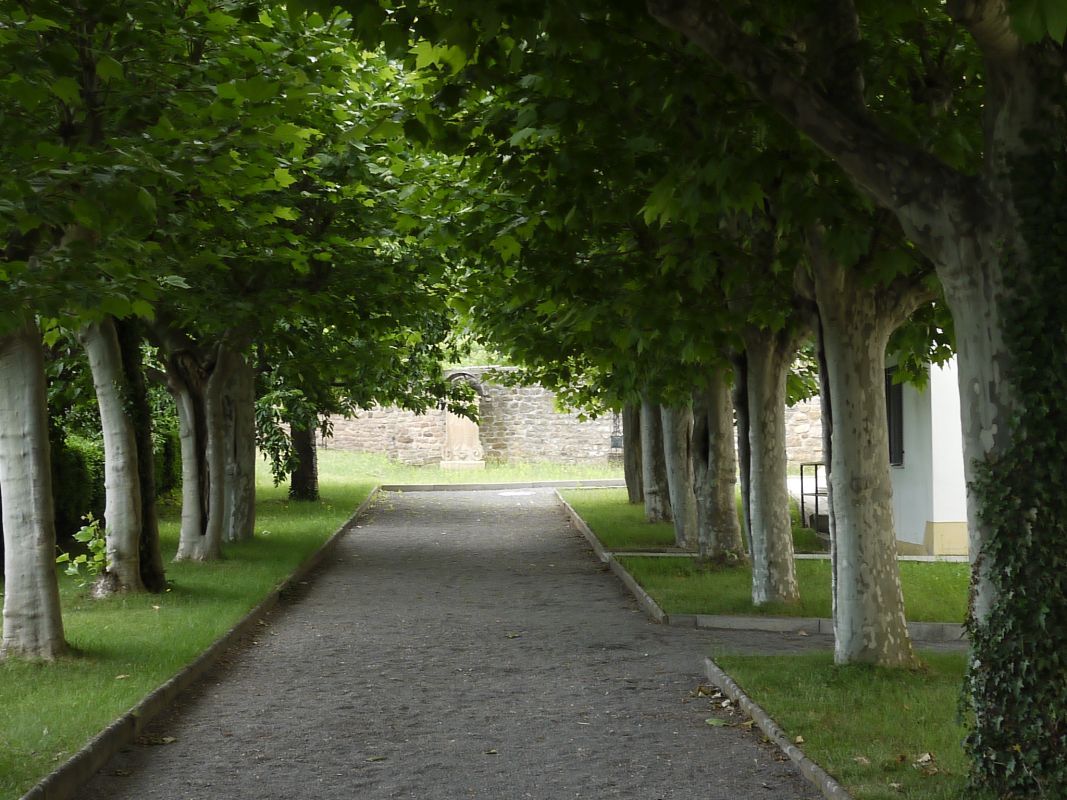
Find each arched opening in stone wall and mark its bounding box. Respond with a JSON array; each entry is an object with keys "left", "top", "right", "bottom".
[{"left": 441, "top": 372, "right": 487, "bottom": 470}]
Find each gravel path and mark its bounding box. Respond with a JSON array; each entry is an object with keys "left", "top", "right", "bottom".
[{"left": 79, "top": 489, "right": 821, "bottom": 800}]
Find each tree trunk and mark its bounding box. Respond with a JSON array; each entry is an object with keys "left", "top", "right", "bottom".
[
  {"left": 814, "top": 253, "right": 920, "bottom": 668},
  {"left": 743, "top": 330, "right": 798, "bottom": 606},
  {"left": 639, "top": 396, "right": 671, "bottom": 523},
  {"left": 78, "top": 318, "right": 145, "bottom": 593},
  {"left": 0, "top": 318, "right": 67, "bottom": 660},
  {"left": 223, "top": 354, "right": 256, "bottom": 542},
  {"left": 660, "top": 404, "right": 697, "bottom": 549},
  {"left": 166, "top": 346, "right": 234, "bottom": 561},
  {"left": 622, "top": 403, "right": 643, "bottom": 504},
  {"left": 114, "top": 318, "right": 166, "bottom": 592},
  {"left": 692, "top": 369, "right": 745, "bottom": 560},
  {"left": 815, "top": 316, "right": 837, "bottom": 631},
  {"left": 732, "top": 353, "right": 753, "bottom": 557},
  {"left": 289, "top": 421, "right": 319, "bottom": 501}
]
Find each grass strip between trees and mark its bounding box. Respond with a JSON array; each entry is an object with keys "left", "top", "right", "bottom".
[
  {"left": 619, "top": 556, "right": 969, "bottom": 623},
  {"left": 560, "top": 487, "right": 829, "bottom": 553},
  {"left": 0, "top": 466, "right": 375, "bottom": 800},
  {"left": 563, "top": 487, "right": 968, "bottom": 622},
  {"left": 715, "top": 651, "right": 990, "bottom": 800}
]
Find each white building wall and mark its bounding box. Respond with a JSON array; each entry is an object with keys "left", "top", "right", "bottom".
[
  {"left": 890, "top": 371, "right": 934, "bottom": 548},
  {"left": 928, "top": 361, "right": 969, "bottom": 523}
]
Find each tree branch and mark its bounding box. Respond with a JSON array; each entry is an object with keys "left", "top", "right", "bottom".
[{"left": 646, "top": 0, "right": 991, "bottom": 258}]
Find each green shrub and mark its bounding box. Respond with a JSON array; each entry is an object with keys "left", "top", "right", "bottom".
[
  {"left": 153, "top": 426, "right": 182, "bottom": 497},
  {"left": 51, "top": 432, "right": 106, "bottom": 541}
]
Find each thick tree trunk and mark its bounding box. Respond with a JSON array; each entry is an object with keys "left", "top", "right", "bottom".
[
  {"left": 622, "top": 403, "right": 643, "bottom": 504},
  {"left": 223, "top": 354, "right": 256, "bottom": 542},
  {"left": 692, "top": 370, "right": 745, "bottom": 560},
  {"left": 660, "top": 404, "right": 697, "bottom": 549},
  {"left": 639, "top": 396, "right": 671, "bottom": 523},
  {"left": 167, "top": 346, "right": 235, "bottom": 561},
  {"left": 732, "top": 353, "right": 753, "bottom": 557},
  {"left": 114, "top": 318, "right": 166, "bottom": 592},
  {"left": 743, "top": 331, "right": 798, "bottom": 606},
  {"left": 289, "top": 422, "right": 319, "bottom": 501},
  {"left": 79, "top": 318, "right": 145, "bottom": 593},
  {"left": 814, "top": 253, "right": 920, "bottom": 668},
  {"left": 0, "top": 319, "right": 67, "bottom": 659},
  {"left": 815, "top": 318, "right": 837, "bottom": 629}
]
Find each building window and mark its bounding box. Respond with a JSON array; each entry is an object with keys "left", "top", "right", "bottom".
[{"left": 885, "top": 367, "right": 904, "bottom": 466}]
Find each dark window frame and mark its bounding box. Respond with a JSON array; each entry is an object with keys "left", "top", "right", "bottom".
[{"left": 885, "top": 367, "right": 904, "bottom": 466}]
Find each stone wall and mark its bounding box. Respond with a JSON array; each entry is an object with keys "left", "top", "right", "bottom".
[
  {"left": 328, "top": 367, "right": 825, "bottom": 467},
  {"left": 327, "top": 367, "right": 616, "bottom": 465},
  {"left": 784, "top": 396, "right": 823, "bottom": 465}
]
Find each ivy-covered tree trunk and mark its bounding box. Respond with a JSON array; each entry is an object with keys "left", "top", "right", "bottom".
[
  {"left": 639, "top": 396, "right": 671, "bottom": 523},
  {"left": 692, "top": 369, "right": 744, "bottom": 560},
  {"left": 114, "top": 318, "right": 166, "bottom": 592},
  {"left": 646, "top": 3, "right": 1066, "bottom": 790},
  {"left": 289, "top": 421, "right": 319, "bottom": 501},
  {"left": 622, "top": 403, "right": 643, "bottom": 504},
  {"left": 660, "top": 404, "right": 697, "bottom": 549},
  {"left": 78, "top": 317, "right": 145, "bottom": 594},
  {"left": 812, "top": 246, "right": 926, "bottom": 668},
  {"left": 0, "top": 318, "right": 67, "bottom": 660},
  {"left": 742, "top": 330, "right": 798, "bottom": 606},
  {"left": 223, "top": 354, "right": 256, "bottom": 542}
]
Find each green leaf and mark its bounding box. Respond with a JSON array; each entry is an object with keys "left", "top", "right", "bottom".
[
  {"left": 273, "top": 168, "right": 297, "bottom": 188},
  {"left": 95, "top": 55, "right": 124, "bottom": 83},
  {"left": 492, "top": 234, "right": 521, "bottom": 262},
  {"left": 705, "top": 718, "right": 728, "bottom": 727},
  {"left": 1044, "top": 0, "right": 1067, "bottom": 42},
  {"left": 50, "top": 77, "right": 81, "bottom": 105},
  {"left": 273, "top": 205, "right": 300, "bottom": 220}
]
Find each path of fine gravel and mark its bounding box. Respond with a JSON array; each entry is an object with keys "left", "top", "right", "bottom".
[{"left": 79, "top": 488, "right": 821, "bottom": 800}]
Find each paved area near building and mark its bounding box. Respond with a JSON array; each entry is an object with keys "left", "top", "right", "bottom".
[{"left": 79, "top": 488, "right": 822, "bottom": 800}]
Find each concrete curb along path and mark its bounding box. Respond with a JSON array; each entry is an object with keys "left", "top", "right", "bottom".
[
  {"left": 20, "top": 487, "right": 382, "bottom": 800},
  {"left": 704, "top": 657, "right": 853, "bottom": 800}
]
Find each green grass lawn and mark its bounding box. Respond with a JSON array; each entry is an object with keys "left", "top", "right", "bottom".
[
  {"left": 321, "top": 448, "right": 623, "bottom": 484},
  {"left": 618, "top": 556, "right": 969, "bottom": 622},
  {"left": 0, "top": 464, "right": 375, "bottom": 800},
  {"left": 716, "top": 651, "right": 991, "bottom": 800},
  {"left": 561, "top": 486, "right": 828, "bottom": 553}
]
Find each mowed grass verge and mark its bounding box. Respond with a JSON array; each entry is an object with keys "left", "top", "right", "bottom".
[
  {"left": 560, "top": 487, "right": 829, "bottom": 553},
  {"left": 321, "top": 448, "right": 623, "bottom": 485},
  {"left": 563, "top": 487, "right": 968, "bottom": 622},
  {"left": 620, "top": 556, "right": 969, "bottom": 622},
  {"left": 716, "top": 652, "right": 990, "bottom": 800},
  {"left": 0, "top": 465, "right": 375, "bottom": 800}
]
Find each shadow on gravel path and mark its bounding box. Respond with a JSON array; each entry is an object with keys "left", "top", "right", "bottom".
[{"left": 78, "top": 489, "right": 821, "bottom": 800}]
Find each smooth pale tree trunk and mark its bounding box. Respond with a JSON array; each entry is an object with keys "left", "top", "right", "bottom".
[
  {"left": 661, "top": 405, "right": 697, "bottom": 549},
  {"left": 289, "top": 422, "right": 319, "bottom": 501},
  {"left": 79, "top": 318, "right": 145, "bottom": 593},
  {"left": 813, "top": 246, "right": 927, "bottom": 667},
  {"left": 167, "top": 346, "right": 236, "bottom": 561},
  {"left": 639, "top": 397, "right": 671, "bottom": 523},
  {"left": 622, "top": 403, "right": 643, "bottom": 504},
  {"left": 732, "top": 353, "right": 753, "bottom": 557},
  {"left": 743, "top": 330, "right": 799, "bottom": 606},
  {"left": 223, "top": 355, "right": 256, "bottom": 542},
  {"left": 0, "top": 319, "right": 67, "bottom": 659},
  {"left": 115, "top": 318, "right": 166, "bottom": 592},
  {"left": 692, "top": 370, "right": 745, "bottom": 560}
]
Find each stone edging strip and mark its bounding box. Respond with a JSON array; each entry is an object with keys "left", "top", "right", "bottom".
[
  {"left": 20, "top": 486, "right": 382, "bottom": 800},
  {"left": 554, "top": 490, "right": 966, "bottom": 643},
  {"left": 704, "top": 656, "right": 854, "bottom": 800},
  {"left": 380, "top": 478, "right": 625, "bottom": 493}
]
